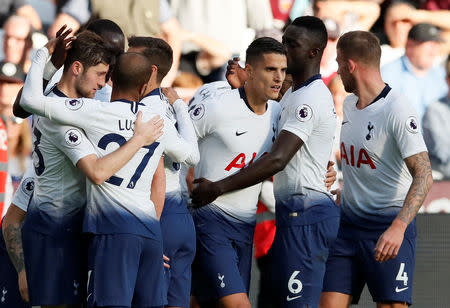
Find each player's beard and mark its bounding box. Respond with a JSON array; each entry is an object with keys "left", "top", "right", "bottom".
[{"left": 342, "top": 71, "right": 356, "bottom": 94}]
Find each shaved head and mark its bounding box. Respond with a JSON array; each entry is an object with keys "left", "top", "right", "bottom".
[{"left": 112, "top": 52, "right": 152, "bottom": 92}]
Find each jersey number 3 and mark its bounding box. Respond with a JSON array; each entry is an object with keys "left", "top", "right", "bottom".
[{"left": 98, "top": 133, "right": 159, "bottom": 189}]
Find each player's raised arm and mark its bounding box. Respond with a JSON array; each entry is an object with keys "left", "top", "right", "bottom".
[
  {"left": 161, "top": 87, "right": 199, "bottom": 166},
  {"left": 13, "top": 25, "right": 75, "bottom": 118},
  {"left": 374, "top": 151, "right": 433, "bottom": 262}
]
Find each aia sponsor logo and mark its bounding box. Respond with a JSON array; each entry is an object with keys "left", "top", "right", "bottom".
[{"left": 341, "top": 142, "right": 376, "bottom": 169}]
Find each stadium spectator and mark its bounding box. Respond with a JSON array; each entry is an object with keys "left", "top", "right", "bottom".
[
  {"left": 170, "top": 0, "right": 274, "bottom": 82},
  {"left": 1, "top": 15, "right": 33, "bottom": 73},
  {"left": 423, "top": 54, "right": 450, "bottom": 179},
  {"left": 321, "top": 18, "right": 340, "bottom": 85},
  {"left": 381, "top": 23, "right": 448, "bottom": 121},
  {"left": 382, "top": 1, "right": 450, "bottom": 53},
  {"left": 0, "top": 0, "right": 42, "bottom": 30},
  {"left": 313, "top": 0, "right": 380, "bottom": 32},
  {"left": 48, "top": 0, "right": 182, "bottom": 86},
  {"left": 380, "top": 1, "right": 414, "bottom": 66}
]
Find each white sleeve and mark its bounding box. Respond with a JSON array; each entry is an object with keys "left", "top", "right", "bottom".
[
  {"left": 281, "top": 100, "right": 315, "bottom": 143},
  {"left": 52, "top": 125, "right": 96, "bottom": 165},
  {"left": 189, "top": 99, "right": 216, "bottom": 139},
  {"left": 167, "top": 99, "right": 199, "bottom": 166},
  {"left": 21, "top": 47, "right": 101, "bottom": 128},
  {"left": 390, "top": 107, "right": 428, "bottom": 159},
  {"left": 11, "top": 163, "right": 36, "bottom": 212}
]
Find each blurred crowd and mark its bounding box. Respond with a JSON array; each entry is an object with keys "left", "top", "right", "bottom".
[{"left": 0, "top": 0, "right": 449, "bottom": 195}]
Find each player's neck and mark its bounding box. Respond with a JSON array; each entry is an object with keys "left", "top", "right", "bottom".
[
  {"left": 58, "top": 73, "right": 80, "bottom": 98},
  {"left": 291, "top": 66, "right": 320, "bottom": 90},
  {"left": 355, "top": 71, "right": 386, "bottom": 109},
  {"left": 111, "top": 88, "right": 140, "bottom": 102},
  {"left": 243, "top": 84, "right": 268, "bottom": 115}
]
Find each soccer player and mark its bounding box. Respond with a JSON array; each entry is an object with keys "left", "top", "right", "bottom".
[
  {"left": 187, "top": 37, "right": 285, "bottom": 308},
  {"left": 319, "top": 31, "right": 433, "bottom": 308},
  {"left": 21, "top": 36, "right": 170, "bottom": 308},
  {"left": 1, "top": 167, "right": 35, "bottom": 307},
  {"left": 18, "top": 31, "right": 163, "bottom": 308},
  {"left": 128, "top": 36, "right": 200, "bottom": 308},
  {"left": 192, "top": 16, "right": 339, "bottom": 308}
]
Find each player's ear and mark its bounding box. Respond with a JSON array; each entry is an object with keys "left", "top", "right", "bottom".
[
  {"left": 138, "top": 83, "right": 147, "bottom": 100},
  {"left": 72, "top": 61, "right": 83, "bottom": 76},
  {"left": 348, "top": 59, "right": 356, "bottom": 73},
  {"left": 245, "top": 63, "right": 252, "bottom": 79},
  {"left": 150, "top": 65, "right": 158, "bottom": 81}
]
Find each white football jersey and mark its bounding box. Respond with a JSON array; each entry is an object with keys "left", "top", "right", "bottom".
[
  {"left": 11, "top": 163, "right": 36, "bottom": 212},
  {"left": 340, "top": 86, "right": 427, "bottom": 218},
  {"left": 188, "top": 81, "right": 231, "bottom": 106},
  {"left": 140, "top": 89, "right": 199, "bottom": 195},
  {"left": 22, "top": 47, "right": 166, "bottom": 238},
  {"left": 273, "top": 76, "right": 337, "bottom": 202},
  {"left": 190, "top": 87, "right": 280, "bottom": 223},
  {"left": 27, "top": 86, "right": 96, "bottom": 234}
]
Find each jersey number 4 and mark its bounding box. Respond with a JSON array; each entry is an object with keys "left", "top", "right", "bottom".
[{"left": 98, "top": 133, "right": 159, "bottom": 189}]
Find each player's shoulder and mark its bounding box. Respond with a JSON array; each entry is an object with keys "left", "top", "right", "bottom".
[
  {"left": 189, "top": 81, "right": 231, "bottom": 105},
  {"left": 267, "top": 99, "right": 281, "bottom": 113}
]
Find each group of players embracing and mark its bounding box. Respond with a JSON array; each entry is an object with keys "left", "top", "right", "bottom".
[{"left": 1, "top": 14, "right": 432, "bottom": 308}]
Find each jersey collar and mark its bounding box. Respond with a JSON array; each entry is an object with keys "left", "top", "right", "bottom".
[
  {"left": 238, "top": 87, "right": 267, "bottom": 113},
  {"left": 115, "top": 98, "right": 146, "bottom": 114},
  {"left": 292, "top": 74, "right": 321, "bottom": 92},
  {"left": 368, "top": 84, "right": 392, "bottom": 106},
  {"left": 52, "top": 85, "right": 68, "bottom": 97},
  {"left": 143, "top": 88, "right": 161, "bottom": 98}
]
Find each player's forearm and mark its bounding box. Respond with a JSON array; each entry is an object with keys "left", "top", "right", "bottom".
[
  {"left": 85, "top": 135, "right": 148, "bottom": 185},
  {"left": 172, "top": 100, "right": 200, "bottom": 166},
  {"left": 21, "top": 47, "right": 49, "bottom": 117},
  {"left": 395, "top": 152, "right": 433, "bottom": 226},
  {"left": 151, "top": 157, "right": 166, "bottom": 219},
  {"left": 216, "top": 152, "right": 285, "bottom": 195},
  {"left": 2, "top": 207, "right": 26, "bottom": 274}
]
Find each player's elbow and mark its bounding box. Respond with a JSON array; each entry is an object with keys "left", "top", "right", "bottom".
[
  {"left": 186, "top": 148, "right": 200, "bottom": 166},
  {"left": 89, "top": 173, "right": 108, "bottom": 185}
]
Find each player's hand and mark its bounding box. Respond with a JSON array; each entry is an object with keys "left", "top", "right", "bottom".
[
  {"left": 18, "top": 269, "right": 29, "bottom": 302},
  {"left": 133, "top": 112, "right": 164, "bottom": 146},
  {"left": 331, "top": 188, "right": 341, "bottom": 206},
  {"left": 226, "top": 57, "right": 248, "bottom": 89},
  {"left": 191, "top": 178, "right": 221, "bottom": 207},
  {"left": 161, "top": 87, "right": 182, "bottom": 105},
  {"left": 45, "top": 25, "right": 75, "bottom": 59},
  {"left": 163, "top": 254, "right": 170, "bottom": 269},
  {"left": 325, "top": 161, "right": 337, "bottom": 190},
  {"left": 51, "top": 24, "right": 76, "bottom": 68},
  {"left": 374, "top": 219, "right": 407, "bottom": 262}
]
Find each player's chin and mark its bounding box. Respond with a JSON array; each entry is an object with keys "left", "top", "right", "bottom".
[{"left": 267, "top": 89, "right": 281, "bottom": 100}]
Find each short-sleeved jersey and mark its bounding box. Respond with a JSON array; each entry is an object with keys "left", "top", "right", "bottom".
[
  {"left": 188, "top": 81, "right": 231, "bottom": 107},
  {"left": 26, "top": 86, "right": 96, "bottom": 235},
  {"left": 140, "top": 89, "right": 199, "bottom": 196},
  {"left": 340, "top": 86, "right": 427, "bottom": 219},
  {"left": 190, "top": 87, "right": 280, "bottom": 223},
  {"left": 273, "top": 75, "right": 337, "bottom": 202},
  {"left": 11, "top": 163, "right": 35, "bottom": 212},
  {"left": 38, "top": 98, "right": 165, "bottom": 238}
]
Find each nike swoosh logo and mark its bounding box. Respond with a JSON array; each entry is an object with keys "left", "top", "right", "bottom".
[
  {"left": 286, "top": 295, "right": 302, "bottom": 301},
  {"left": 236, "top": 131, "right": 247, "bottom": 136},
  {"left": 395, "top": 286, "right": 408, "bottom": 293},
  {"left": 342, "top": 121, "right": 349, "bottom": 125}
]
